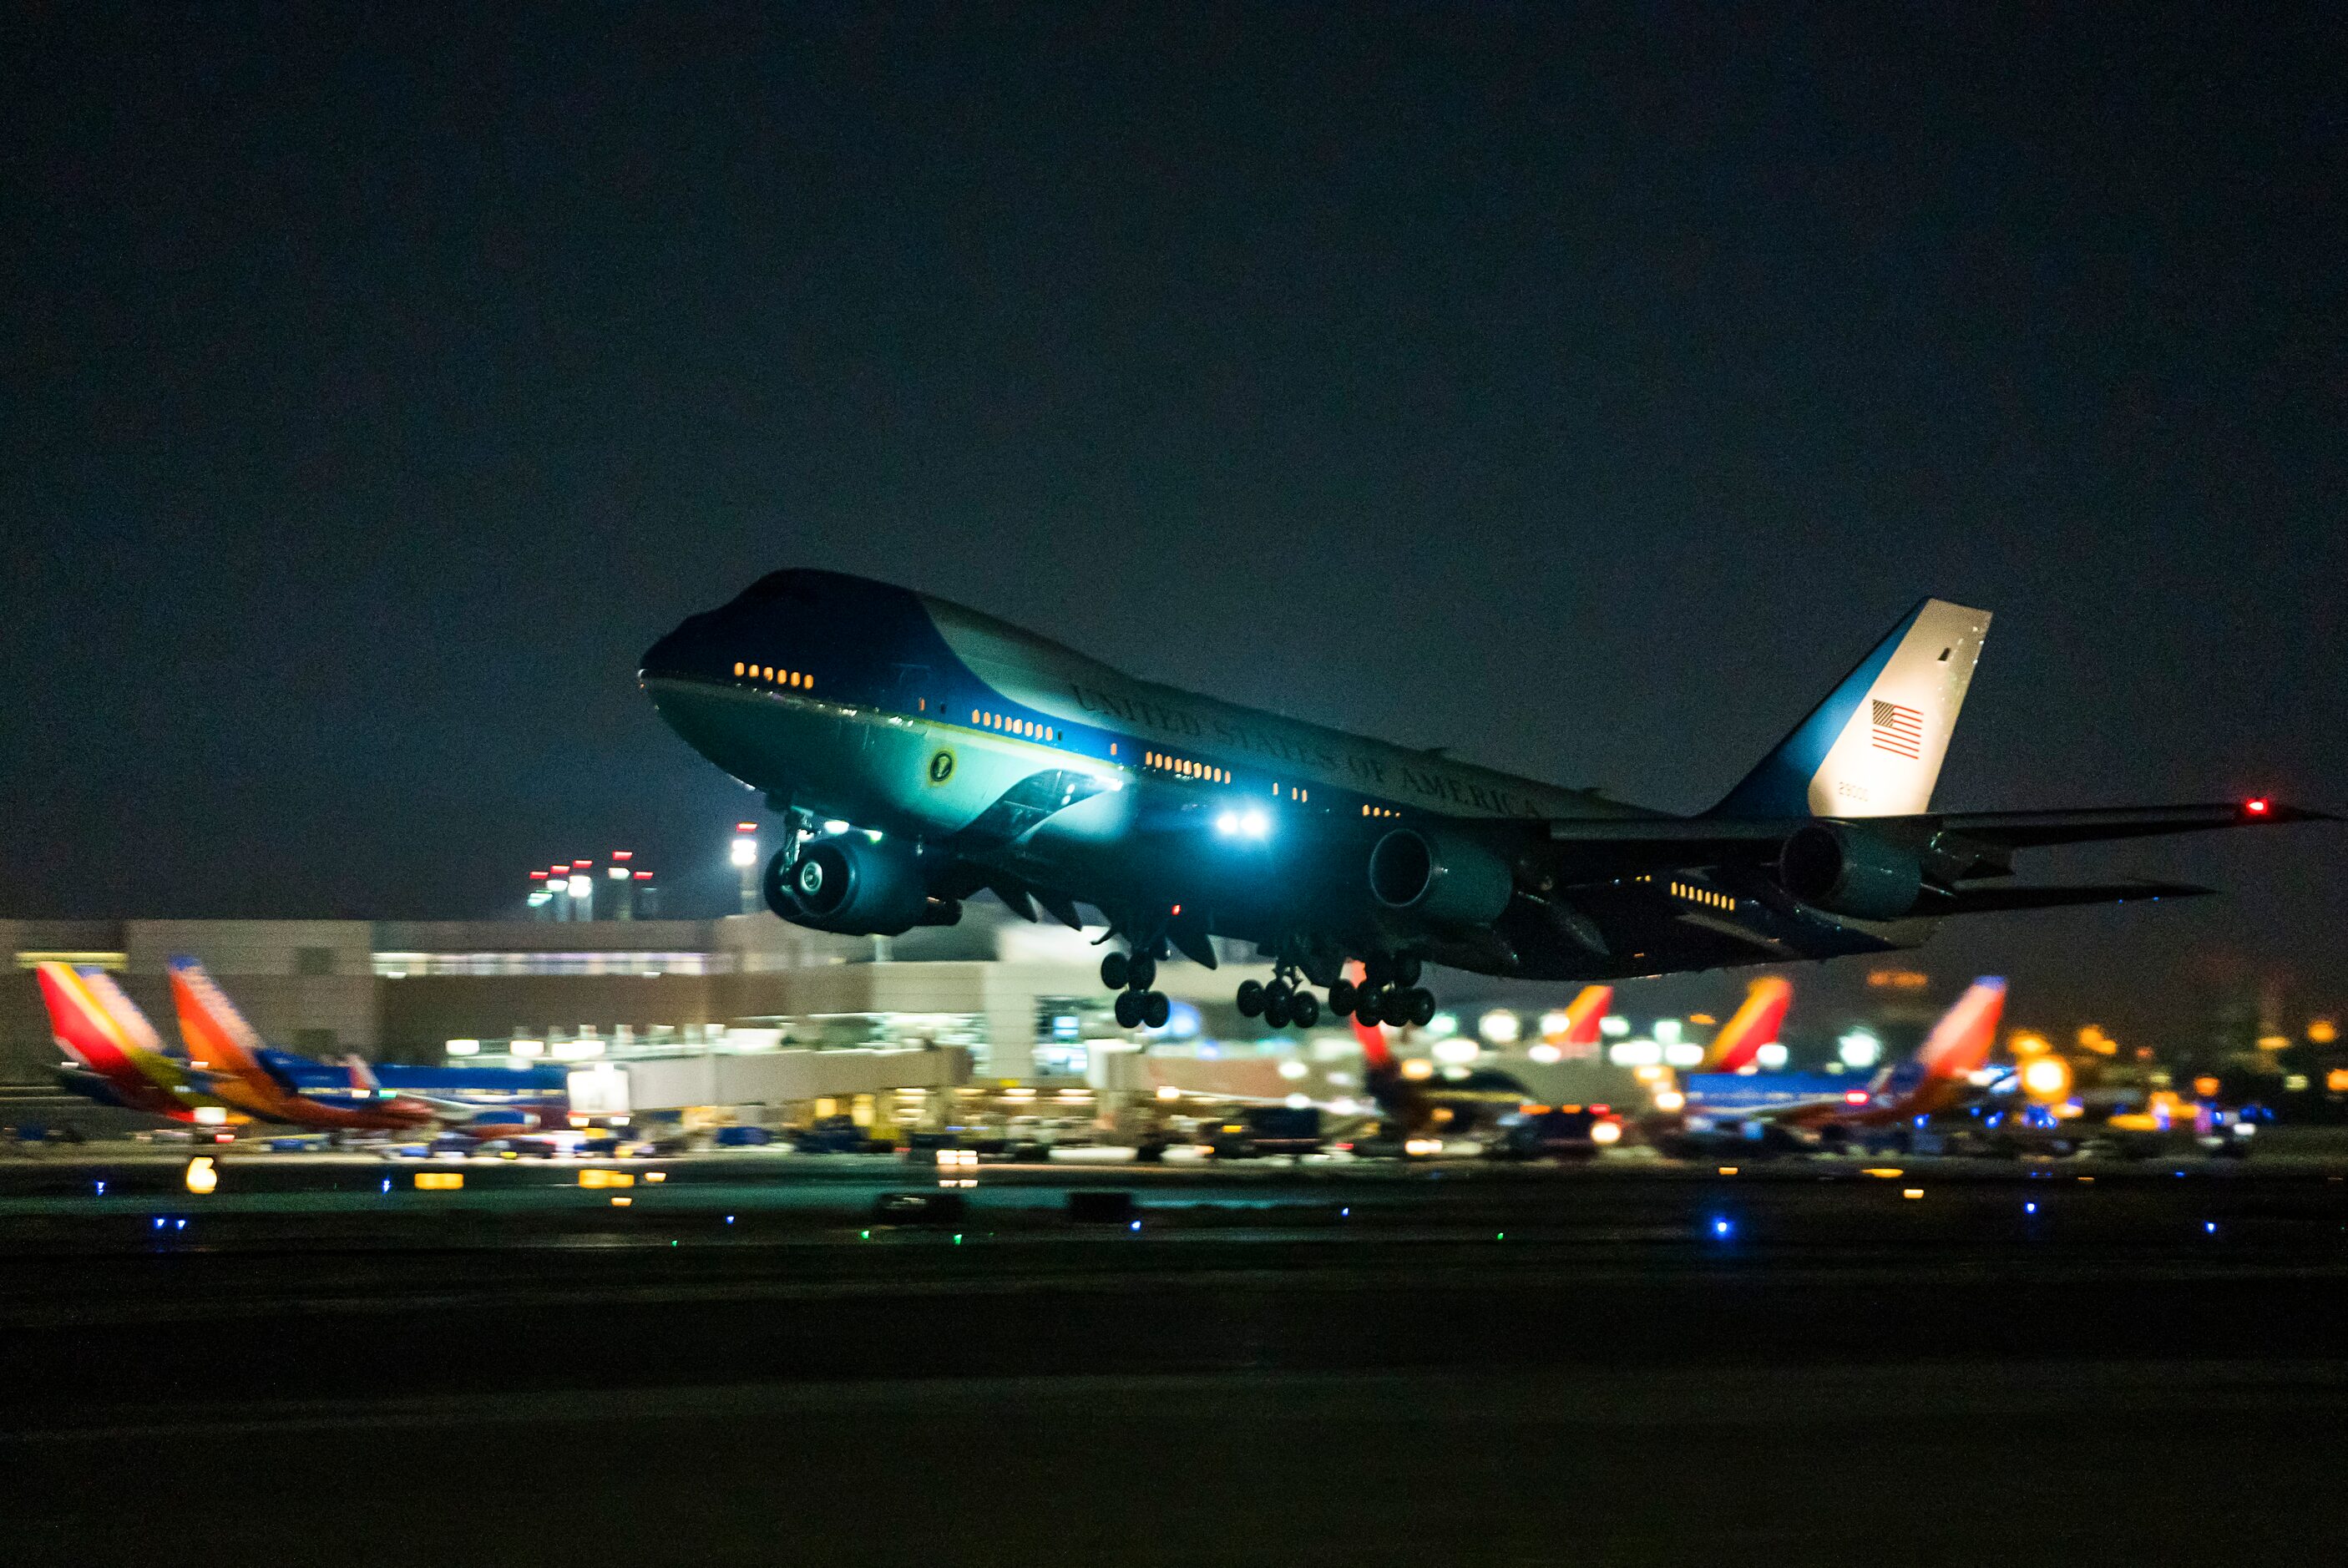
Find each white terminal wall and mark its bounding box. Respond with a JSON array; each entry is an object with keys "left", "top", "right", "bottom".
[{"left": 617, "top": 1046, "right": 974, "bottom": 1110}]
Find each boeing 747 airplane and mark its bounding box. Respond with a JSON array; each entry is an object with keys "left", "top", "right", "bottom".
[{"left": 642, "top": 571, "right": 2328, "bottom": 1027}]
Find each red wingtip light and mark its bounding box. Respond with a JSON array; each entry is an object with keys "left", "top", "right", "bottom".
[
  {"left": 529, "top": 870, "right": 548, "bottom": 879},
  {"left": 1844, "top": 1090, "right": 1870, "bottom": 1105},
  {"left": 633, "top": 871, "right": 653, "bottom": 880},
  {"left": 2245, "top": 797, "right": 2270, "bottom": 816},
  {"left": 736, "top": 822, "right": 758, "bottom": 832}
]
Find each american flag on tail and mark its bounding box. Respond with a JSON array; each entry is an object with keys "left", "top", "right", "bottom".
[{"left": 1871, "top": 699, "right": 1924, "bottom": 759}]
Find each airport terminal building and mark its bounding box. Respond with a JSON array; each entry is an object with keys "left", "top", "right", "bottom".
[
  {"left": 0, "top": 908, "right": 1335, "bottom": 1121},
  {"left": 1, "top": 907, "right": 1652, "bottom": 1136}
]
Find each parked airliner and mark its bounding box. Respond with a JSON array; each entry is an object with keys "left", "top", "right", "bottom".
[{"left": 642, "top": 571, "right": 2326, "bottom": 1027}]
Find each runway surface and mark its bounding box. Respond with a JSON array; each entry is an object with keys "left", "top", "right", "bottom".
[{"left": 4, "top": 1150, "right": 2345, "bottom": 1564}]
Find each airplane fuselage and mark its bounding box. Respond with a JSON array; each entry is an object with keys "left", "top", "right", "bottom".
[{"left": 641, "top": 570, "right": 1916, "bottom": 983}]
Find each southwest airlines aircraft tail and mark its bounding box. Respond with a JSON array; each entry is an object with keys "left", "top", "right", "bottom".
[
  {"left": 1706, "top": 978, "right": 1794, "bottom": 1072},
  {"left": 641, "top": 570, "right": 2330, "bottom": 1024},
  {"left": 1554, "top": 984, "right": 1612, "bottom": 1050},
  {"left": 33, "top": 963, "right": 211, "bottom": 1122}
]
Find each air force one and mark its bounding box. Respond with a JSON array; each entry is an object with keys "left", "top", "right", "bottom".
[{"left": 642, "top": 570, "right": 2329, "bottom": 1028}]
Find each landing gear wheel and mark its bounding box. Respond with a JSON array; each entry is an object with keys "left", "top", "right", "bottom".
[
  {"left": 1141, "top": 990, "right": 1171, "bottom": 1030},
  {"left": 1290, "top": 990, "right": 1321, "bottom": 1029},
  {"left": 1379, "top": 989, "right": 1414, "bottom": 1028},
  {"left": 1114, "top": 991, "right": 1142, "bottom": 1029},
  {"left": 1236, "top": 979, "right": 1266, "bottom": 1018},
  {"left": 1100, "top": 952, "right": 1130, "bottom": 991},
  {"left": 1405, "top": 987, "right": 1436, "bottom": 1028},
  {"left": 1392, "top": 954, "right": 1422, "bottom": 988},
  {"left": 1353, "top": 985, "right": 1386, "bottom": 1025},
  {"left": 1328, "top": 979, "right": 1358, "bottom": 1018},
  {"left": 1263, "top": 993, "right": 1292, "bottom": 1029},
  {"left": 1127, "top": 953, "right": 1157, "bottom": 992}
]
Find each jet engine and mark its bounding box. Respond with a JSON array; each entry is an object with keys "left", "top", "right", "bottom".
[
  {"left": 765, "top": 834, "right": 959, "bottom": 936},
  {"left": 1367, "top": 827, "right": 1515, "bottom": 927},
  {"left": 1777, "top": 822, "right": 1924, "bottom": 920}
]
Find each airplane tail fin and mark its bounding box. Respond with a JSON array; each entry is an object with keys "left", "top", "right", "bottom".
[
  {"left": 33, "top": 963, "right": 139, "bottom": 1076},
  {"left": 167, "top": 958, "right": 269, "bottom": 1079},
  {"left": 1915, "top": 978, "right": 2006, "bottom": 1080},
  {"left": 1707, "top": 976, "right": 1793, "bottom": 1071},
  {"left": 1559, "top": 985, "right": 1612, "bottom": 1048},
  {"left": 343, "top": 1055, "right": 382, "bottom": 1093},
  {"left": 1711, "top": 599, "right": 1991, "bottom": 819},
  {"left": 78, "top": 968, "right": 171, "bottom": 1057}
]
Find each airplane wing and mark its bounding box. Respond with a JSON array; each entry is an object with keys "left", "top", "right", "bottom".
[
  {"left": 1930, "top": 800, "right": 2333, "bottom": 847},
  {"left": 1920, "top": 880, "right": 2210, "bottom": 914}
]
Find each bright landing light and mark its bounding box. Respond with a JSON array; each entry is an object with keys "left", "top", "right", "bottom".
[{"left": 1214, "top": 807, "right": 1273, "bottom": 840}]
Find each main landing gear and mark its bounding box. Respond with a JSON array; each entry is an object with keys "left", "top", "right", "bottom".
[
  {"left": 1101, "top": 948, "right": 1171, "bottom": 1031},
  {"left": 1233, "top": 949, "right": 1435, "bottom": 1031},
  {"left": 1235, "top": 973, "right": 1322, "bottom": 1030},
  {"left": 1344, "top": 953, "right": 1436, "bottom": 1029}
]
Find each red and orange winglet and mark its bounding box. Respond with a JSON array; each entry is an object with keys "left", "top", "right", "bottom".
[{"left": 1708, "top": 976, "right": 1793, "bottom": 1071}]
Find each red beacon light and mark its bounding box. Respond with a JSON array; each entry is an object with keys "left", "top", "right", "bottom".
[
  {"left": 1843, "top": 1090, "right": 1870, "bottom": 1105},
  {"left": 529, "top": 870, "right": 549, "bottom": 880},
  {"left": 633, "top": 870, "right": 654, "bottom": 880},
  {"left": 2244, "top": 797, "right": 2271, "bottom": 816}
]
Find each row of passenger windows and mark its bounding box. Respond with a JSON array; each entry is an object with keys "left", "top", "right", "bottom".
[
  {"left": 734, "top": 662, "right": 812, "bottom": 691},
  {"left": 1669, "top": 879, "right": 1736, "bottom": 912},
  {"left": 1146, "top": 751, "right": 1227, "bottom": 783},
  {"left": 1360, "top": 804, "right": 1401, "bottom": 818},
  {"left": 973, "top": 711, "right": 1062, "bottom": 743}
]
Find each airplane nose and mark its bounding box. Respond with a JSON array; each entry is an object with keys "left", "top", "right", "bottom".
[{"left": 640, "top": 625, "right": 685, "bottom": 677}]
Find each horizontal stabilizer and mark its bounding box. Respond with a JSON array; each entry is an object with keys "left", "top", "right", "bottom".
[{"left": 1925, "top": 881, "right": 2211, "bottom": 915}]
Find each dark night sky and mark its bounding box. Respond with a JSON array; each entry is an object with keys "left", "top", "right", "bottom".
[{"left": 3, "top": 5, "right": 2341, "bottom": 1039}]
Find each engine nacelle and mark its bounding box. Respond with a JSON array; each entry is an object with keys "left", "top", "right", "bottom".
[
  {"left": 1367, "top": 828, "right": 1515, "bottom": 927},
  {"left": 765, "top": 835, "right": 959, "bottom": 937},
  {"left": 1777, "top": 822, "right": 1923, "bottom": 920}
]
